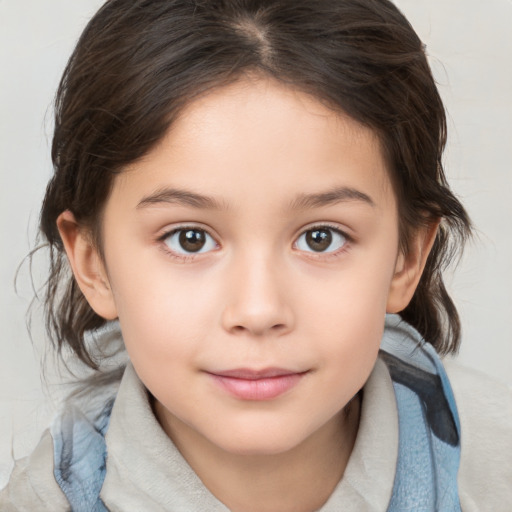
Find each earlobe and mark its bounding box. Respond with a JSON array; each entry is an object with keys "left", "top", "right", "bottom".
[
  {"left": 386, "top": 220, "right": 439, "bottom": 314},
  {"left": 56, "top": 210, "right": 118, "bottom": 320}
]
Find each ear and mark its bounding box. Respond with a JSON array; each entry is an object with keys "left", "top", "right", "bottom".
[
  {"left": 386, "top": 220, "right": 440, "bottom": 314},
  {"left": 56, "top": 210, "right": 118, "bottom": 320}
]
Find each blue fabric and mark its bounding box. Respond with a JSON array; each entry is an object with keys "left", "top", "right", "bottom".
[
  {"left": 51, "top": 316, "right": 461, "bottom": 510},
  {"left": 381, "top": 315, "right": 461, "bottom": 511},
  {"left": 51, "top": 398, "right": 114, "bottom": 512}
]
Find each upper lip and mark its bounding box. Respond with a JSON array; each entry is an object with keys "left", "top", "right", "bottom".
[{"left": 207, "top": 368, "right": 306, "bottom": 380}]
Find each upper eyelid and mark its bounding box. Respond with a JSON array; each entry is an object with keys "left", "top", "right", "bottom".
[
  {"left": 158, "top": 224, "right": 218, "bottom": 241},
  {"left": 296, "top": 223, "right": 351, "bottom": 240}
]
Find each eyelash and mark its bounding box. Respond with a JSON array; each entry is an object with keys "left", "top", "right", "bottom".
[
  {"left": 293, "top": 223, "right": 352, "bottom": 259},
  {"left": 157, "top": 223, "right": 352, "bottom": 261},
  {"left": 157, "top": 225, "right": 219, "bottom": 262}
]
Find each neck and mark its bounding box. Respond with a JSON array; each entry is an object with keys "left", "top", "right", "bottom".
[{"left": 155, "top": 394, "right": 361, "bottom": 512}]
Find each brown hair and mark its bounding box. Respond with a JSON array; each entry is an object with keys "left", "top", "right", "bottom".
[{"left": 40, "top": 0, "right": 471, "bottom": 369}]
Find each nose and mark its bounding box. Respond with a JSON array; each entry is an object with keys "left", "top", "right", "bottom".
[{"left": 221, "top": 252, "right": 294, "bottom": 337}]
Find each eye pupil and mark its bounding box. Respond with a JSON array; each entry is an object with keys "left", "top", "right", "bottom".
[
  {"left": 306, "top": 229, "right": 332, "bottom": 252},
  {"left": 179, "top": 229, "right": 206, "bottom": 252}
]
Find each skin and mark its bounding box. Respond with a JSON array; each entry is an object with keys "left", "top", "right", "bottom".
[{"left": 58, "top": 77, "right": 436, "bottom": 512}]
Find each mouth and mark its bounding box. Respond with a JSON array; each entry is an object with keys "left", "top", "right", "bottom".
[{"left": 206, "top": 368, "right": 309, "bottom": 401}]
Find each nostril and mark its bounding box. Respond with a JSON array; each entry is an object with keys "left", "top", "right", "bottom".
[
  {"left": 228, "top": 322, "right": 288, "bottom": 336},
  {"left": 221, "top": 297, "right": 294, "bottom": 336}
]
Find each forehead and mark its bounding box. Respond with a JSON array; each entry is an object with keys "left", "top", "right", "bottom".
[{"left": 112, "top": 77, "right": 395, "bottom": 214}]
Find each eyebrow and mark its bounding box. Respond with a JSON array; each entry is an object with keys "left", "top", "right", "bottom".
[
  {"left": 137, "top": 187, "right": 226, "bottom": 210},
  {"left": 136, "top": 185, "right": 375, "bottom": 211},
  {"left": 290, "top": 187, "right": 375, "bottom": 210}
]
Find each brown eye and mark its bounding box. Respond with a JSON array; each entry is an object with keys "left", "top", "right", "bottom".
[
  {"left": 179, "top": 229, "right": 206, "bottom": 252},
  {"left": 306, "top": 229, "right": 332, "bottom": 252},
  {"left": 296, "top": 227, "right": 347, "bottom": 253},
  {"left": 164, "top": 228, "right": 217, "bottom": 254}
]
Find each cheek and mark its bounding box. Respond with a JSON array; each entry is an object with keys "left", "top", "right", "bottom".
[
  {"left": 107, "top": 249, "right": 220, "bottom": 363},
  {"left": 297, "top": 244, "right": 397, "bottom": 379},
  {"left": 307, "top": 300, "right": 384, "bottom": 412},
  {"left": 298, "top": 245, "right": 396, "bottom": 326}
]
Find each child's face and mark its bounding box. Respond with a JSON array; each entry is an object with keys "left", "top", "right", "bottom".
[{"left": 87, "top": 77, "right": 410, "bottom": 455}]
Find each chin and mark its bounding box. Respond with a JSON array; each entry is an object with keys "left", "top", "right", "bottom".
[{"left": 211, "top": 427, "right": 310, "bottom": 457}]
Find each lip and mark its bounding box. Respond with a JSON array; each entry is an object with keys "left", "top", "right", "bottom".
[{"left": 206, "top": 368, "right": 308, "bottom": 401}]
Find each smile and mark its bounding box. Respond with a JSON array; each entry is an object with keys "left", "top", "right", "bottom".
[{"left": 206, "top": 368, "right": 309, "bottom": 401}]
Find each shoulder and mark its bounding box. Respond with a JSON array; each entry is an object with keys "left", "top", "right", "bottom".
[
  {"left": 444, "top": 361, "right": 512, "bottom": 511},
  {"left": 0, "top": 363, "right": 123, "bottom": 511},
  {"left": 0, "top": 429, "right": 69, "bottom": 511}
]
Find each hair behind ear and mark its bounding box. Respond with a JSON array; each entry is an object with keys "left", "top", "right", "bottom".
[{"left": 399, "top": 221, "right": 464, "bottom": 355}]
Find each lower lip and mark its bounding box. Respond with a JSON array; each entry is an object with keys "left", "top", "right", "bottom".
[{"left": 209, "top": 373, "right": 306, "bottom": 401}]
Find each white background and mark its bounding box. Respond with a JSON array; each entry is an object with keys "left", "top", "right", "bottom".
[{"left": 1, "top": 0, "right": 511, "bottom": 488}]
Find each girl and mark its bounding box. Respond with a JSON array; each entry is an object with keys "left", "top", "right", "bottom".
[{"left": 2, "top": 0, "right": 511, "bottom": 510}]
